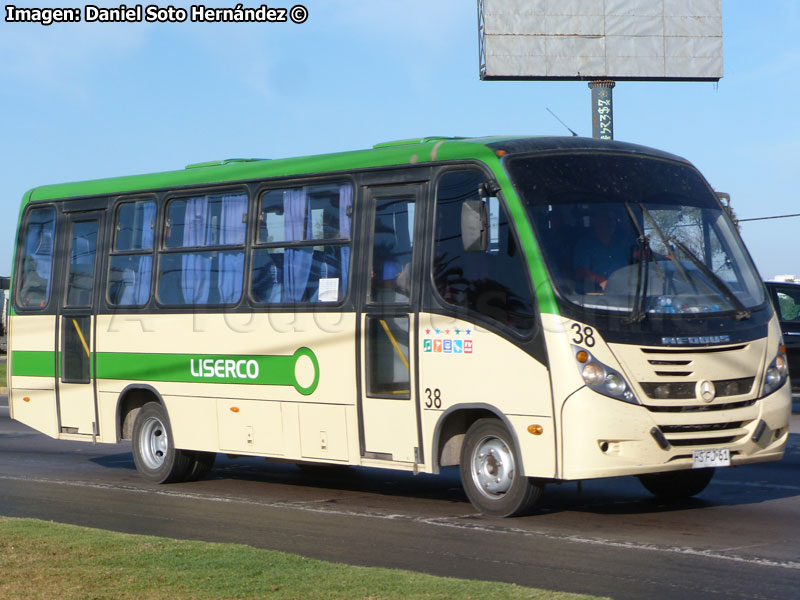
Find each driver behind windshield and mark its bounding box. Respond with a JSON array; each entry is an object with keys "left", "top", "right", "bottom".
[{"left": 573, "top": 208, "right": 635, "bottom": 293}]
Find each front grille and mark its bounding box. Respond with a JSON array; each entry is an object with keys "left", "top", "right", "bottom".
[
  {"left": 669, "top": 435, "right": 740, "bottom": 447},
  {"left": 660, "top": 422, "right": 743, "bottom": 433},
  {"left": 659, "top": 421, "right": 749, "bottom": 447},
  {"left": 640, "top": 377, "right": 754, "bottom": 400},
  {"left": 648, "top": 359, "right": 691, "bottom": 366},
  {"left": 646, "top": 399, "right": 757, "bottom": 413},
  {"left": 640, "top": 344, "right": 748, "bottom": 355},
  {"left": 611, "top": 341, "right": 765, "bottom": 451}
]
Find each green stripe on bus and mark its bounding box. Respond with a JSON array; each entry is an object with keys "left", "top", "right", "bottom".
[
  {"left": 95, "top": 347, "right": 319, "bottom": 396},
  {"left": 11, "top": 350, "right": 56, "bottom": 377},
  {"left": 483, "top": 154, "right": 560, "bottom": 316},
  {"left": 9, "top": 348, "right": 320, "bottom": 396}
]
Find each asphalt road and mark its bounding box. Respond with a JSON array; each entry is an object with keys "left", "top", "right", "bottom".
[{"left": 1, "top": 394, "right": 798, "bottom": 600}]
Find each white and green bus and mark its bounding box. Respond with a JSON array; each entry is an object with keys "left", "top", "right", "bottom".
[{"left": 7, "top": 136, "right": 791, "bottom": 516}]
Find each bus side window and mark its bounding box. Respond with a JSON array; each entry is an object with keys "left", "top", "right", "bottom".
[
  {"left": 251, "top": 182, "right": 353, "bottom": 304},
  {"left": 369, "top": 197, "right": 414, "bottom": 304},
  {"left": 157, "top": 192, "right": 248, "bottom": 306},
  {"left": 16, "top": 206, "right": 57, "bottom": 309},
  {"left": 108, "top": 199, "right": 156, "bottom": 307},
  {"left": 433, "top": 170, "right": 535, "bottom": 333}
]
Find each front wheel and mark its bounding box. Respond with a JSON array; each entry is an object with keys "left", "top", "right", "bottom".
[
  {"left": 638, "top": 468, "right": 715, "bottom": 502},
  {"left": 184, "top": 451, "right": 216, "bottom": 482},
  {"left": 132, "top": 402, "right": 193, "bottom": 483},
  {"left": 459, "top": 418, "right": 543, "bottom": 517}
]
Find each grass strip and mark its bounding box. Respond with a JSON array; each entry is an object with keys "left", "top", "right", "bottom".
[
  {"left": 0, "top": 359, "right": 6, "bottom": 388},
  {"left": 0, "top": 517, "right": 605, "bottom": 600}
]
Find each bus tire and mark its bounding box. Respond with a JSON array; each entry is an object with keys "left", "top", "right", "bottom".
[
  {"left": 638, "top": 468, "right": 715, "bottom": 502},
  {"left": 132, "top": 402, "right": 193, "bottom": 484},
  {"left": 459, "top": 418, "right": 543, "bottom": 517},
  {"left": 184, "top": 451, "right": 216, "bottom": 482}
]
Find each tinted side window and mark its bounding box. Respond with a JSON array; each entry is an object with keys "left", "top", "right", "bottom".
[
  {"left": 16, "top": 206, "right": 57, "bottom": 309},
  {"left": 433, "top": 170, "right": 535, "bottom": 332},
  {"left": 775, "top": 286, "right": 800, "bottom": 322},
  {"left": 165, "top": 192, "right": 248, "bottom": 248},
  {"left": 251, "top": 182, "right": 353, "bottom": 304},
  {"left": 368, "top": 197, "right": 415, "bottom": 304},
  {"left": 65, "top": 219, "right": 99, "bottom": 308},
  {"left": 116, "top": 200, "right": 156, "bottom": 251},
  {"left": 108, "top": 199, "right": 156, "bottom": 307},
  {"left": 158, "top": 192, "right": 248, "bottom": 306}
]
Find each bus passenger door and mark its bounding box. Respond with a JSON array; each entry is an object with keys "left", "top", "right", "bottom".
[
  {"left": 358, "top": 186, "right": 423, "bottom": 464},
  {"left": 56, "top": 211, "right": 103, "bottom": 437}
]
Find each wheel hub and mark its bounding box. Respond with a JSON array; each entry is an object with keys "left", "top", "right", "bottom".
[
  {"left": 471, "top": 436, "right": 515, "bottom": 498},
  {"left": 139, "top": 416, "right": 168, "bottom": 470}
]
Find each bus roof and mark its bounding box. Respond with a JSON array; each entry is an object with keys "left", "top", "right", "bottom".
[{"left": 25, "top": 135, "right": 687, "bottom": 203}]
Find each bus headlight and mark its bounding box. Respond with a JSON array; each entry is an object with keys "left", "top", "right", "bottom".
[
  {"left": 762, "top": 348, "right": 788, "bottom": 397},
  {"left": 581, "top": 362, "right": 604, "bottom": 386},
  {"left": 573, "top": 346, "right": 638, "bottom": 405}
]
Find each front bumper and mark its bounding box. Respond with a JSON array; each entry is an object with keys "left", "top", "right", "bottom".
[{"left": 559, "top": 382, "right": 791, "bottom": 480}]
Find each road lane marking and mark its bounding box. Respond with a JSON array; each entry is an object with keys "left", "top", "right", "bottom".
[{"left": 1, "top": 473, "right": 798, "bottom": 572}]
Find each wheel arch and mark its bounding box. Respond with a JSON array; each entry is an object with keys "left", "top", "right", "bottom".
[
  {"left": 115, "top": 384, "right": 166, "bottom": 442},
  {"left": 431, "top": 403, "right": 522, "bottom": 474}
]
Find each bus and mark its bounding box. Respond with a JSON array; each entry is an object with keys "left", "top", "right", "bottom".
[{"left": 7, "top": 136, "right": 791, "bottom": 516}]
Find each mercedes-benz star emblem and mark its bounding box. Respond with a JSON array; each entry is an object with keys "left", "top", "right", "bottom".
[{"left": 697, "top": 380, "right": 716, "bottom": 403}]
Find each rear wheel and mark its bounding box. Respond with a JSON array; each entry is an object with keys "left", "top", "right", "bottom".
[
  {"left": 638, "top": 468, "right": 715, "bottom": 501},
  {"left": 132, "top": 402, "right": 193, "bottom": 483},
  {"left": 459, "top": 418, "right": 543, "bottom": 517}
]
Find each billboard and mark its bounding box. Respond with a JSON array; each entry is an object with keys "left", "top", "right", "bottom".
[{"left": 478, "top": 0, "right": 723, "bottom": 81}]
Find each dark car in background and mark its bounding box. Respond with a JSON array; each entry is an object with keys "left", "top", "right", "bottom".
[{"left": 765, "top": 280, "right": 800, "bottom": 396}]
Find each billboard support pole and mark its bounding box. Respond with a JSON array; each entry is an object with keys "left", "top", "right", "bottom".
[{"left": 589, "top": 80, "right": 615, "bottom": 139}]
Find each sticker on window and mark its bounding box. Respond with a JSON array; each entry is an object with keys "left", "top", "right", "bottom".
[{"left": 318, "top": 278, "right": 339, "bottom": 302}]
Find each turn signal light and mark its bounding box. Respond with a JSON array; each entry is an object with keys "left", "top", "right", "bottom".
[
  {"left": 230, "top": 407, "right": 240, "bottom": 413},
  {"left": 23, "top": 397, "right": 31, "bottom": 403},
  {"left": 528, "top": 424, "right": 544, "bottom": 435},
  {"left": 576, "top": 350, "right": 589, "bottom": 363}
]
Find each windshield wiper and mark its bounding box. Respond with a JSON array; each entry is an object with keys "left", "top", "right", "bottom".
[
  {"left": 638, "top": 203, "right": 750, "bottom": 320},
  {"left": 638, "top": 203, "right": 693, "bottom": 288},
  {"left": 623, "top": 203, "right": 652, "bottom": 323},
  {"left": 668, "top": 237, "right": 752, "bottom": 321}
]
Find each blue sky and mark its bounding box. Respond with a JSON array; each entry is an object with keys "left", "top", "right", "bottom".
[{"left": 1, "top": 1, "right": 799, "bottom": 279}]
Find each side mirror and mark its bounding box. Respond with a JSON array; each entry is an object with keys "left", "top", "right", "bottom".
[{"left": 461, "top": 200, "right": 488, "bottom": 252}]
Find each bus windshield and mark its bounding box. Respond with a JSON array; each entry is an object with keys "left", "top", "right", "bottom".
[{"left": 508, "top": 153, "right": 765, "bottom": 316}]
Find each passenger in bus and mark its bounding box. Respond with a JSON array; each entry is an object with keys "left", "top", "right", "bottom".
[
  {"left": 573, "top": 209, "right": 633, "bottom": 293},
  {"left": 372, "top": 243, "right": 411, "bottom": 302},
  {"left": 19, "top": 256, "right": 48, "bottom": 307}
]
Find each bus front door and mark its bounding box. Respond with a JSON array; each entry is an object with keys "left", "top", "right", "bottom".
[
  {"left": 358, "top": 186, "right": 423, "bottom": 464},
  {"left": 56, "top": 211, "right": 102, "bottom": 437}
]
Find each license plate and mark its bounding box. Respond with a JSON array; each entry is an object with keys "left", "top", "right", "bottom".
[{"left": 692, "top": 448, "right": 730, "bottom": 468}]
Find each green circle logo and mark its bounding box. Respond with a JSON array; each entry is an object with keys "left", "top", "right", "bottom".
[{"left": 292, "top": 347, "right": 319, "bottom": 395}]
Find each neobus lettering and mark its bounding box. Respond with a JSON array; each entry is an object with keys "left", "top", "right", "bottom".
[
  {"left": 662, "top": 335, "right": 732, "bottom": 346},
  {"left": 190, "top": 358, "right": 259, "bottom": 380}
]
